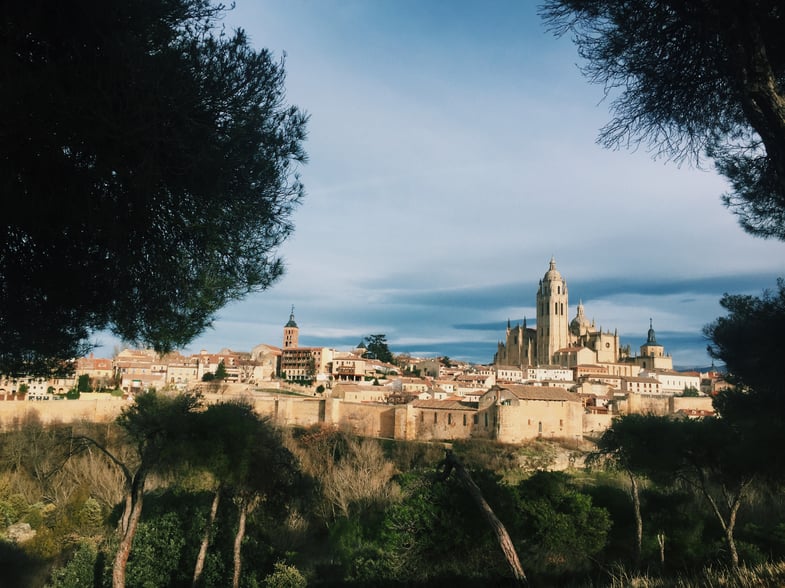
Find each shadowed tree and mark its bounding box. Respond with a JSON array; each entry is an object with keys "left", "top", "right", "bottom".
[
  {"left": 587, "top": 439, "right": 644, "bottom": 567},
  {"left": 600, "top": 415, "right": 758, "bottom": 569},
  {"left": 184, "top": 401, "right": 300, "bottom": 588},
  {"left": 540, "top": 1, "right": 785, "bottom": 240},
  {"left": 0, "top": 0, "right": 307, "bottom": 376},
  {"left": 704, "top": 280, "right": 785, "bottom": 482},
  {"left": 188, "top": 401, "right": 262, "bottom": 587},
  {"left": 78, "top": 391, "right": 203, "bottom": 588}
]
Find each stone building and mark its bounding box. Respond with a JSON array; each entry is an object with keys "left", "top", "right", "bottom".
[
  {"left": 495, "top": 258, "right": 623, "bottom": 368},
  {"left": 278, "top": 308, "right": 333, "bottom": 382},
  {"left": 474, "top": 384, "right": 583, "bottom": 444}
]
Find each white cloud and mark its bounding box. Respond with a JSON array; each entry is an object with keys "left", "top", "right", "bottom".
[{"left": 95, "top": 1, "right": 785, "bottom": 367}]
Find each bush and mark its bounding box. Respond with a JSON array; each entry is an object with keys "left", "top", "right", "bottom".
[
  {"left": 513, "top": 471, "right": 611, "bottom": 577},
  {"left": 48, "top": 542, "right": 99, "bottom": 588},
  {"left": 264, "top": 561, "right": 307, "bottom": 588},
  {"left": 0, "top": 500, "right": 18, "bottom": 527},
  {"left": 125, "top": 512, "right": 186, "bottom": 587}
]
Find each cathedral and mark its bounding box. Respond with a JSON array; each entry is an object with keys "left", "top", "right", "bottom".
[{"left": 494, "top": 258, "right": 632, "bottom": 368}]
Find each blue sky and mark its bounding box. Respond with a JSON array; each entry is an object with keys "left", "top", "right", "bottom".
[{"left": 96, "top": 0, "right": 784, "bottom": 368}]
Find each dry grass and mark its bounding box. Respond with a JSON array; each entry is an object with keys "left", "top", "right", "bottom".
[{"left": 604, "top": 561, "right": 785, "bottom": 587}]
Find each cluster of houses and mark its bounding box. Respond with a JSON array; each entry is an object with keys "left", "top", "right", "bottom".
[
  {"left": 0, "top": 260, "right": 730, "bottom": 442},
  {"left": 0, "top": 337, "right": 725, "bottom": 444}
]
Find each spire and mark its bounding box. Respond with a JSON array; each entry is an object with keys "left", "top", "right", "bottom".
[
  {"left": 646, "top": 318, "right": 658, "bottom": 345},
  {"left": 285, "top": 305, "right": 298, "bottom": 328}
]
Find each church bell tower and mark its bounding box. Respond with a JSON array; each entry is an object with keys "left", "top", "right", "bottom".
[
  {"left": 283, "top": 306, "right": 299, "bottom": 349},
  {"left": 536, "top": 257, "right": 569, "bottom": 365}
]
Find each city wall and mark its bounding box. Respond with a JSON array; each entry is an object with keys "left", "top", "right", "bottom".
[
  {"left": 0, "top": 388, "right": 716, "bottom": 441},
  {"left": 0, "top": 394, "right": 125, "bottom": 429},
  {"left": 583, "top": 413, "right": 613, "bottom": 438}
]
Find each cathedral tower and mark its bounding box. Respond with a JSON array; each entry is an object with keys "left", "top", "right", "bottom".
[
  {"left": 536, "top": 257, "right": 569, "bottom": 365},
  {"left": 283, "top": 306, "right": 299, "bottom": 349}
]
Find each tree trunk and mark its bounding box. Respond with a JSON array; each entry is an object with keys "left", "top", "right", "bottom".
[
  {"left": 119, "top": 492, "right": 132, "bottom": 534},
  {"left": 699, "top": 477, "right": 750, "bottom": 571},
  {"left": 439, "top": 450, "right": 527, "bottom": 586},
  {"left": 192, "top": 486, "right": 221, "bottom": 587},
  {"left": 629, "top": 470, "right": 643, "bottom": 567},
  {"left": 725, "top": 494, "right": 743, "bottom": 570},
  {"left": 112, "top": 470, "right": 147, "bottom": 588},
  {"left": 232, "top": 499, "right": 248, "bottom": 588}
]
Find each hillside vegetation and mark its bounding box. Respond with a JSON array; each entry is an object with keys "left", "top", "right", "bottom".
[{"left": 2, "top": 397, "right": 785, "bottom": 587}]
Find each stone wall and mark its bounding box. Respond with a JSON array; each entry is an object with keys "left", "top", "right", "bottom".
[
  {"left": 0, "top": 387, "right": 715, "bottom": 445},
  {"left": 583, "top": 413, "right": 614, "bottom": 438},
  {"left": 0, "top": 394, "right": 126, "bottom": 429},
  {"left": 494, "top": 400, "right": 584, "bottom": 444},
  {"left": 671, "top": 395, "right": 714, "bottom": 413}
]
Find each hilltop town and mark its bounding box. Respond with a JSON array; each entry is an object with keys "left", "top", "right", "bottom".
[{"left": 0, "top": 259, "right": 725, "bottom": 443}]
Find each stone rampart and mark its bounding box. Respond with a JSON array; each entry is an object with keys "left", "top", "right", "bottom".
[{"left": 0, "top": 394, "right": 126, "bottom": 429}]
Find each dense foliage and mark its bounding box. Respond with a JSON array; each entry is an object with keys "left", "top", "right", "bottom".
[
  {"left": 363, "top": 335, "right": 394, "bottom": 364},
  {"left": 0, "top": 0, "right": 307, "bottom": 376},
  {"left": 3, "top": 412, "right": 785, "bottom": 587}
]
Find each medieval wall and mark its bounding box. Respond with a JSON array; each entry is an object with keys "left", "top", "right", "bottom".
[
  {"left": 670, "top": 395, "right": 715, "bottom": 413},
  {"left": 619, "top": 392, "right": 670, "bottom": 415},
  {"left": 0, "top": 394, "right": 125, "bottom": 429},
  {"left": 583, "top": 413, "right": 614, "bottom": 438}
]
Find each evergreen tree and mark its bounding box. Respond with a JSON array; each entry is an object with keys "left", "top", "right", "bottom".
[
  {"left": 1, "top": 0, "right": 308, "bottom": 376},
  {"left": 364, "top": 334, "right": 394, "bottom": 364},
  {"left": 541, "top": 1, "right": 785, "bottom": 240}
]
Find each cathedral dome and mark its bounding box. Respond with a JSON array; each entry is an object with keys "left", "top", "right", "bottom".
[
  {"left": 543, "top": 256, "right": 562, "bottom": 281},
  {"left": 570, "top": 300, "right": 591, "bottom": 336}
]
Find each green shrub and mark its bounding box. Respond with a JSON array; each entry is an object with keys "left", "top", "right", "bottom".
[
  {"left": 0, "top": 500, "right": 18, "bottom": 527},
  {"left": 47, "top": 542, "right": 99, "bottom": 588},
  {"left": 125, "top": 512, "right": 185, "bottom": 587},
  {"left": 264, "top": 561, "right": 307, "bottom": 588}
]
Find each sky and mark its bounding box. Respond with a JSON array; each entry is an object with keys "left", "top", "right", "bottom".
[{"left": 96, "top": 0, "right": 784, "bottom": 368}]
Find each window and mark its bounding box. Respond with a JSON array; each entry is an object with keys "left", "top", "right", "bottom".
[
  {"left": 463, "top": 414, "right": 467, "bottom": 426},
  {"left": 484, "top": 413, "right": 488, "bottom": 427},
  {"left": 434, "top": 412, "right": 438, "bottom": 424},
  {"left": 448, "top": 413, "right": 452, "bottom": 425},
  {"left": 473, "top": 414, "right": 479, "bottom": 425}
]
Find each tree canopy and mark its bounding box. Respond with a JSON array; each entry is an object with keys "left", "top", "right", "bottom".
[
  {"left": 0, "top": 0, "right": 307, "bottom": 376},
  {"left": 704, "top": 280, "right": 785, "bottom": 480},
  {"left": 364, "top": 334, "right": 394, "bottom": 364},
  {"left": 598, "top": 414, "right": 757, "bottom": 568},
  {"left": 540, "top": 1, "right": 785, "bottom": 240},
  {"left": 705, "top": 279, "right": 785, "bottom": 399}
]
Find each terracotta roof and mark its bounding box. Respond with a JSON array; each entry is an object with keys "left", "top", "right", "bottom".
[{"left": 492, "top": 384, "right": 576, "bottom": 402}]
